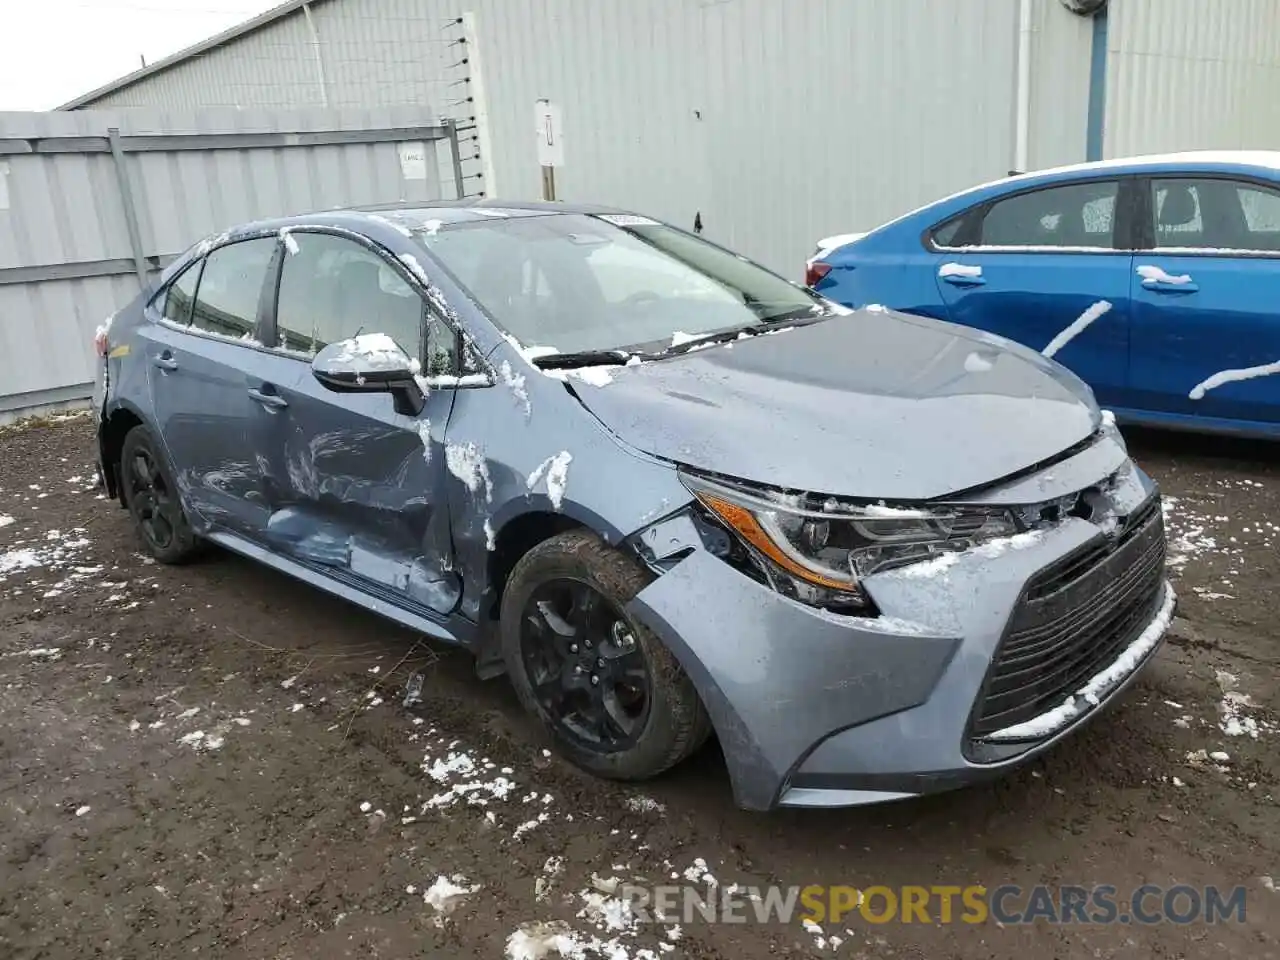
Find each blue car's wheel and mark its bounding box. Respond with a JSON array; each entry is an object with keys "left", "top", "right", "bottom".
[{"left": 500, "top": 530, "right": 711, "bottom": 780}]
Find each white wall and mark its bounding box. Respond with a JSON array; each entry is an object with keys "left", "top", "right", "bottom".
[{"left": 1105, "top": 0, "right": 1280, "bottom": 157}]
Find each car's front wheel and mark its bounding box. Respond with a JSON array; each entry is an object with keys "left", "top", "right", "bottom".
[
  {"left": 119, "top": 424, "right": 200, "bottom": 564},
  {"left": 500, "top": 530, "right": 711, "bottom": 780}
]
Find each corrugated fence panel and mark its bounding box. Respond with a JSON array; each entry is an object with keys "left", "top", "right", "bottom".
[
  {"left": 0, "top": 106, "right": 448, "bottom": 416},
  {"left": 1106, "top": 0, "right": 1280, "bottom": 157}
]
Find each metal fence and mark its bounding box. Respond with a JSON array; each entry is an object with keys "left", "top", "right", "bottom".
[{"left": 0, "top": 106, "right": 461, "bottom": 420}]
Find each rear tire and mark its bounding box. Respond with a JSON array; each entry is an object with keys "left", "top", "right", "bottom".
[
  {"left": 119, "top": 425, "right": 201, "bottom": 564},
  {"left": 500, "top": 530, "right": 711, "bottom": 780}
]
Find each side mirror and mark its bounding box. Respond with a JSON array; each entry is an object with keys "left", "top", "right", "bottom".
[{"left": 311, "top": 335, "right": 425, "bottom": 416}]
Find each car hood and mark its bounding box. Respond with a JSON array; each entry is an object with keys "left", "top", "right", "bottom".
[{"left": 566, "top": 310, "right": 1101, "bottom": 501}]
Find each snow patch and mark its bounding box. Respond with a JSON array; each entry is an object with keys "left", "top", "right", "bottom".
[
  {"left": 423, "top": 875, "right": 480, "bottom": 915},
  {"left": 278, "top": 227, "right": 299, "bottom": 255},
  {"left": 565, "top": 366, "right": 616, "bottom": 387},
  {"left": 964, "top": 352, "right": 994, "bottom": 373},
  {"left": 938, "top": 262, "right": 982, "bottom": 279},
  {"left": 500, "top": 360, "right": 531, "bottom": 416},
  {"left": 484, "top": 518, "right": 497, "bottom": 551},
  {"left": 1136, "top": 263, "right": 1193, "bottom": 285},
  {"left": 422, "top": 218, "right": 444, "bottom": 236},
  {"left": 1042, "top": 300, "right": 1112, "bottom": 360},
  {"left": 526, "top": 452, "right": 573, "bottom": 509},
  {"left": 446, "top": 442, "right": 494, "bottom": 502},
  {"left": 1189, "top": 360, "right": 1280, "bottom": 400}
]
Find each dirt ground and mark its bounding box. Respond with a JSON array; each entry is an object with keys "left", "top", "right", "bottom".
[{"left": 1, "top": 415, "right": 1277, "bottom": 960}]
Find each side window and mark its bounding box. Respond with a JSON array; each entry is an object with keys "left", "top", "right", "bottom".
[
  {"left": 190, "top": 238, "right": 276, "bottom": 340},
  {"left": 160, "top": 263, "right": 200, "bottom": 326},
  {"left": 977, "top": 180, "right": 1119, "bottom": 249},
  {"left": 275, "top": 233, "right": 423, "bottom": 358},
  {"left": 1151, "top": 179, "right": 1204, "bottom": 246},
  {"left": 930, "top": 214, "right": 967, "bottom": 248},
  {"left": 1153, "top": 177, "right": 1280, "bottom": 252},
  {"left": 424, "top": 314, "right": 459, "bottom": 376}
]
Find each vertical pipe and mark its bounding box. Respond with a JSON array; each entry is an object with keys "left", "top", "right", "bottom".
[
  {"left": 302, "top": 2, "right": 330, "bottom": 108},
  {"left": 1014, "top": 0, "right": 1034, "bottom": 173},
  {"left": 1085, "top": 6, "right": 1110, "bottom": 161},
  {"left": 106, "top": 128, "right": 150, "bottom": 291},
  {"left": 447, "top": 120, "right": 465, "bottom": 199}
]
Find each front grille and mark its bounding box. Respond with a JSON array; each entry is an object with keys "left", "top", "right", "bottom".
[{"left": 969, "top": 498, "right": 1166, "bottom": 739}]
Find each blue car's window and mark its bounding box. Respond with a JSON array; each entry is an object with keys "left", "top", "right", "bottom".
[
  {"left": 419, "top": 213, "right": 826, "bottom": 354},
  {"left": 275, "top": 233, "right": 424, "bottom": 359},
  {"left": 1152, "top": 177, "right": 1280, "bottom": 253},
  {"left": 190, "top": 238, "right": 276, "bottom": 341},
  {"left": 160, "top": 262, "right": 200, "bottom": 326},
  {"left": 977, "top": 180, "right": 1119, "bottom": 249}
]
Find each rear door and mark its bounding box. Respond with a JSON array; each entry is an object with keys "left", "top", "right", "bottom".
[
  {"left": 143, "top": 237, "right": 278, "bottom": 534},
  {"left": 1128, "top": 174, "right": 1280, "bottom": 426},
  {"left": 932, "top": 177, "right": 1136, "bottom": 408},
  {"left": 246, "top": 230, "right": 464, "bottom": 616}
]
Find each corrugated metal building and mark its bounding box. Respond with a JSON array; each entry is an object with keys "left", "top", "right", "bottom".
[{"left": 61, "top": 0, "right": 1280, "bottom": 275}]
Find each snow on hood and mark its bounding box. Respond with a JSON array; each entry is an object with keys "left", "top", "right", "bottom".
[{"left": 566, "top": 309, "right": 1100, "bottom": 500}]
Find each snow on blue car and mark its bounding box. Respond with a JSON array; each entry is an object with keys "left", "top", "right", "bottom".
[{"left": 807, "top": 151, "right": 1280, "bottom": 438}]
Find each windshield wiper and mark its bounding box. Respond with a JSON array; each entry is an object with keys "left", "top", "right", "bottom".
[{"left": 532, "top": 349, "right": 634, "bottom": 370}]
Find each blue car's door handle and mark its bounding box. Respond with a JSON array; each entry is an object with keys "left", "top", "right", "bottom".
[
  {"left": 247, "top": 387, "right": 288, "bottom": 410},
  {"left": 939, "top": 272, "right": 986, "bottom": 288},
  {"left": 1142, "top": 278, "right": 1199, "bottom": 294},
  {"left": 152, "top": 354, "right": 179, "bottom": 372}
]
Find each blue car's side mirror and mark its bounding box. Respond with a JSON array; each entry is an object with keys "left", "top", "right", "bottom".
[{"left": 311, "top": 335, "right": 425, "bottom": 417}]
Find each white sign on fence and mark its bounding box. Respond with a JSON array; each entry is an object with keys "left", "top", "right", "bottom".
[
  {"left": 535, "top": 99, "right": 564, "bottom": 168},
  {"left": 397, "top": 142, "right": 429, "bottom": 181}
]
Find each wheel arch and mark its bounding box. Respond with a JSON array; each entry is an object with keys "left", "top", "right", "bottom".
[{"left": 99, "top": 400, "right": 151, "bottom": 505}]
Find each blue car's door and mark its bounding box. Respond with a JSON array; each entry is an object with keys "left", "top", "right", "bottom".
[
  {"left": 143, "top": 237, "right": 278, "bottom": 534},
  {"left": 244, "top": 231, "right": 463, "bottom": 616},
  {"left": 1128, "top": 174, "right": 1280, "bottom": 428},
  {"left": 931, "top": 177, "right": 1136, "bottom": 408}
]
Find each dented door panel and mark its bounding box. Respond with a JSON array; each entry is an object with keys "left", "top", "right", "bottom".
[{"left": 244, "top": 349, "right": 460, "bottom": 615}]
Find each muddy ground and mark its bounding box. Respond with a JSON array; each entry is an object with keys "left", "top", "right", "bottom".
[{"left": 1, "top": 415, "right": 1277, "bottom": 959}]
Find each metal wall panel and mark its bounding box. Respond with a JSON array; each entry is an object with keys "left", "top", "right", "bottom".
[
  {"left": 1106, "top": 0, "right": 1280, "bottom": 157},
  {"left": 1028, "top": 0, "right": 1095, "bottom": 171},
  {"left": 0, "top": 107, "right": 448, "bottom": 416},
  {"left": 76, "top": 0, "right": 1033, "bottom": 275}
]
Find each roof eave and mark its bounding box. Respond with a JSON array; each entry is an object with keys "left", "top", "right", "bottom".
[{"left": 57, "top": 0, "right": 327, "bottom": 110}]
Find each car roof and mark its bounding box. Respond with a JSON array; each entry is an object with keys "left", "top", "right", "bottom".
[
  {"left": 858, "top": 150, "right": 1280, "bottom": 242},
  {"left": 207, "top": 198, "right": 644, "bottom": 244}
]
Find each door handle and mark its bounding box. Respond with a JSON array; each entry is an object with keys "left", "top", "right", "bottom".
[
  {"left": 940, "top": 273, "right": 986, "bottom": 288},
  {"left": 247, "top": 387, "right": 288, "bottom": 410},
  {"left": 152, "top": 354, "right": 179, "bottom": 372},
  {"left": 1142, "top": 278, "right": 1199, "bottom": 294}
]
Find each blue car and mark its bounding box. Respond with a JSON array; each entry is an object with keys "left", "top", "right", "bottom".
[{"left": 807, "top": 151, "right": 1280, "bottom": 438}]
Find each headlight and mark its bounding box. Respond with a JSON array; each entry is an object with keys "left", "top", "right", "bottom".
[{"left": 680, "top": 472, "right": 1019, "bottom": 609}]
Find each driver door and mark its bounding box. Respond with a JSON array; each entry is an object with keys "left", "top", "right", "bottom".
[{"left": 247, "top": 230, "right": 462, "bottom": 616}]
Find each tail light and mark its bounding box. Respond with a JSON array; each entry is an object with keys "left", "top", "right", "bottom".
[
  {"left": 93, "top": 326, "right": 109, "bottom": 357},
  {"left": 804, "top": 260, "right": 832, "bottom": 289}
]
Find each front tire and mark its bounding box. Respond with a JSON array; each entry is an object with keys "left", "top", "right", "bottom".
[
  {"left": 500, "top": 530, "right": 711, "bottom": 780},
  {"left": 119, "top": 424, "right": 200, "bottom": 564}
]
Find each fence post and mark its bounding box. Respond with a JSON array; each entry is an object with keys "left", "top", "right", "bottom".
[
  {"left": 446, "top": 120, "right": 466, "bottom": 199},
  {"left": 106, "top": 127, "right": 150, "bottom": 290}
]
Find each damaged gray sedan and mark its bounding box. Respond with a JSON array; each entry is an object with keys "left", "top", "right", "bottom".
[{"left": 93, "top": 201, "right": 1174, "bottom": 811}]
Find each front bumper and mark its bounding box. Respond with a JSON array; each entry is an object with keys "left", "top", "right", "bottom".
[{"left": 627, "top": 458, "right": 1172, "bottom": 812}]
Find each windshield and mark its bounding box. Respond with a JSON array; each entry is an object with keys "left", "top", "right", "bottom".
[{"left": 417, "top": 213, "right": 827, "bottom": 355}]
